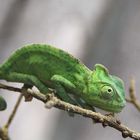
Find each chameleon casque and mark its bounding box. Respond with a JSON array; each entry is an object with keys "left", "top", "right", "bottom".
[{"left": 0, "top": 44, "right": 126, "bottom": 112}]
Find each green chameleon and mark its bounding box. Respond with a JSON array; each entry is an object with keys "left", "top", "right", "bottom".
[{"left": 0, "top": 44, "right": 126, "bottom": 113}]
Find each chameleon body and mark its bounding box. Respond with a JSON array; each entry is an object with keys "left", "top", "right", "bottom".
[{"left": 0, "top": 44, "right": 126, "bottom": 112}]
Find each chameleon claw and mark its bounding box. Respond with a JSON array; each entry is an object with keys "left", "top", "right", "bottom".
[
  {"left": 105, "top": 112, "right": 115, "bottom": 117},
  {"left": 24, "top": 93, "right": 33, "bottom": 102},
  {"left": 21, "top": 85, "right": 33, "bottom": 102}
]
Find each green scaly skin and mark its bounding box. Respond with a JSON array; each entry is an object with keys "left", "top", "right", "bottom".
[
  {"left": 0, "top": 96, "right": 7, "bottom": 110},
  {"left": 0, "top": 44, "right": 126, "bottom": 112}
]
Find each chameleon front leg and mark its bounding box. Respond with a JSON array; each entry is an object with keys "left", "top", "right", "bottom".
[
  {"left": 5, "top": 72, "right": 49, "bottom": 94},
  {"left": 51, "top": 75, "right": 96, "bottom": 111},
  {"left": 0, "top": 96, "right": 7, "bottom": 111},
  {"left": 51, "top": 75, "right": 77, "bottom": 105},
  {"left": 51, "top": 75, "right": 79, "bottom": 116}
]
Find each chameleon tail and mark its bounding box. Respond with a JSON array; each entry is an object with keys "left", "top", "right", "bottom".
[{"left": 0, "top": 95, "right": 7, "bottom": 110}]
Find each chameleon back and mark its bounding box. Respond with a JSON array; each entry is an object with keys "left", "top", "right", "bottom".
[{"left": 0, "top": 44, "right": 91, "bottom": 93}]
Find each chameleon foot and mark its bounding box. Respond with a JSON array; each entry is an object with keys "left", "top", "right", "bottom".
[
  {"left": 21, "top": 84, "right": 33, "bottom": 102},
  {"left": 24, "top": 93, "right": 33, "bottom": 102},
  {"left": 105, "top": 112, "right": 115, "bottom": 117}
]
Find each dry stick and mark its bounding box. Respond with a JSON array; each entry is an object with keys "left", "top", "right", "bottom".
[
  {"left": 0, "top": 85, "right": 27, "bottom": 140},
  {"left": 0, "top": 83, "right": 140, "bottom": 139},
  {"left": 0, "top": 128, "right": 9, "bottom": 140},
  {"left": 4, "top": 93, "right": 23, "bottom": 129},
  {"left": 0, "top": 93, "right": 23, "bottom": 140},
  {"left": 126, "top": 78, "right": 140, "bottom": 111}
]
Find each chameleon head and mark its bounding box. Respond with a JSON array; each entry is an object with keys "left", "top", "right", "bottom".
[{"left": 85, "top": 64, "right": 126, "bottom": 113}]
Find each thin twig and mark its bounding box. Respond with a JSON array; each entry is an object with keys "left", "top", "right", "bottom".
[
  {"left": 0, "top": 83, "right": 140, "bottom": 139},
  {"left": 0, "top": 93, "right": 23, "bottom": 140},
  {"left": 0, "top": 127, "right": 10, "bottom": 140},
  {"left": 126, "top": 78, "right": 140, "bottom": 111},
  {"left": 0, "top": 84, "right": 25, "bottom": 140},
  {"left": 4, "top": 93, "right": 23, "bottom": 129}
]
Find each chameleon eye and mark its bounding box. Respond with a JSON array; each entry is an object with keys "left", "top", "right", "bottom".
[{"left": 100, "top": 85, "right": 114, "bottom": 100}]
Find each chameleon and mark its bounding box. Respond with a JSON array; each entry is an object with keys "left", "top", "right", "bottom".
[{"left": 0, "top": 44, "right": 126, "bottom": 112}]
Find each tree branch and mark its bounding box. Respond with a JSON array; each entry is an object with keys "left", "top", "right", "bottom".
[
  {"left": 4, "top": 93, "right": 23, "bottom": 129},
  {"left": 126, "top": 78, "right": 140, "bottom": 111},
  {"left": 0, "top": 83, "right": 140, "bottom": 139}
]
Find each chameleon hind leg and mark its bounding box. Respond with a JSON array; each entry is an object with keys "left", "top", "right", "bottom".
[
  {"left": 5, "top": 72, "right": 49, "bottom": 94},
  {"left": 0, "top": 96, "right": 7, "bottom": 111}
]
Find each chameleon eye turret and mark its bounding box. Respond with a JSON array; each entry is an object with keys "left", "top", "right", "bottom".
[
  {"left": 100, "top": 85, "right": 114, "bottom": 100},
  {"left": 0, "top": 44, "right": 126, "bottom": 113}
]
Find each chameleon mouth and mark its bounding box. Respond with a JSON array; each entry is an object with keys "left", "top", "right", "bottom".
[
  {"left": 92, "top": 100, "right": 126, "bottom": 113},
  {"left": 95, "top": 104, "right": 125, "bottom": 113}
]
